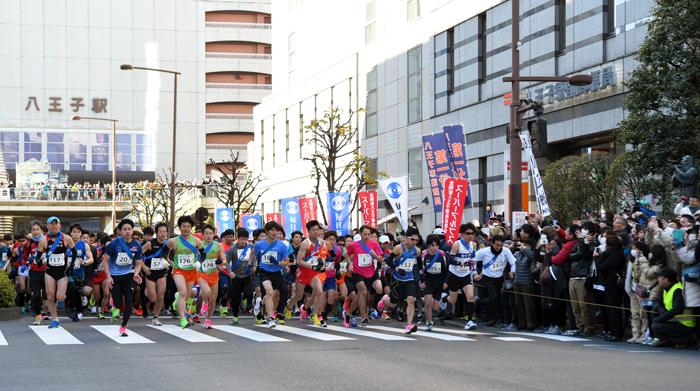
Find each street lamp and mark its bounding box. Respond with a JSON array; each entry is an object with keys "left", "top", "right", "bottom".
[
  {"left": 71, "top": 115, "right": 118, "bottom": 230},
  {"left": 504, "top": 0, "right": 592, "bottom": 217},
  {"left": 121, "top": 64, "right": 181, "bottom": 232}
]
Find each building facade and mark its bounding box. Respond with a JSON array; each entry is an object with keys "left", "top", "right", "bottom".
[
  {"left": 0, "top": 0, "right": 271, "bottom": 184},
  {"left": 365, "top": 0, "right": 652, "bottom": 235}
]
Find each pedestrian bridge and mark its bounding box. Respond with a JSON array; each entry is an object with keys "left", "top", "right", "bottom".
[{"left": 0, "top": 199, "right": 132, "bottom": 218}]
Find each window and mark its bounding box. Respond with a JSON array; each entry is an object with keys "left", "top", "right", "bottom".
[
  {"left": 365, "top": 1, "right": 376, "bottom": 45},
  {"left": 272, "top": 115, "right": 276, "bottom": 166},
  {"left": 260, "top": 119, "right": 265, "bottom": 168},
  {"left": 365, "top": 68, "right": 378, "bottom": 138},
  {"left": 407, "top": 0, "right": 420, "bottom": 22},
  {"left": 47, "top": 133, "right": 65, "bottom": 170},
  {"left": 434, "top": 29, "right": 454, "bottom": 115},
  {"left": 478, "top": 13, "right": 487, "bottom": 84},
  {"left": 407, "top": 46, "right": 422, "bottom": 124},
  {"left": 0, "top": 132, "right": 19, "bottom": 168},
  {"left": 288, "top": 33, "right": 296, "bottom": 85},
  {"left": 116, "top": 134, "right": 131, "bottom": 171},
  {"left": 92, "top": 134, "right": 109, "bottom": 171},
  {"left": 285, "top": 110, "right": 290, "bottom": 163},
  {"left": 366, "top": 159, "right": 378, "bottom": 190},
  {"left": 299, "top": 105, "right": 304, "bottom": 159},
  {"left": 24, "top": 132, "right": 42, "bottom": 161},
  {"left": 408, "top": 148, "right": 422, "bottom": 190},
  {"left": 604, "top": 0, "right": 623, "bottom": 38},
  {"left": 555, "top": 0, "right": 566, "bottom": 55},
  {"left": 135, "top": 134, "right": 153, "bottom": 171}
]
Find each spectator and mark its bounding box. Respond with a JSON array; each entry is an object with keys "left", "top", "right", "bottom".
[
  {"left": 564, "top": 221, "right": 599, "bottom": 337},
  {"left": 594, "top": 233, "right": 626, "bottom": 342},
  {"left": 627, "top": 241, "right": 661, "bottom": 344},
  {"left": 674, "top": 195, "right": 700, "bottom": 216},
  {"left": 676, "top": 226, "right": 700, "bottom": 341},
  {"left": 513, "top": 226, "right": 538, "bottom": 331},
  {"left": 651, "top": 268, "right": 697, "bottom": 348}
]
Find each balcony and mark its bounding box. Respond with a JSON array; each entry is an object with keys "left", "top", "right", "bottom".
[
  {"left": 205, "top": 52, "right": 271, "bottom": 74},
  {"left": 206, "top": 82, "right": 271, "bottom": 103},
  {"left": 205, "top": 143, "right": 248, "bottom": 163},
  {"left": 205, "top": 22, "right": 271, "bottom": 44},
  {"left": 205, "top": 113, "right": 254, "bottom": 135}
]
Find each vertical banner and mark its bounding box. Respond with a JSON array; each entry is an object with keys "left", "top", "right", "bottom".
[
  {"left": 265, "top": 213, "right": 281, "bottom": 224},
  {"left": 298, "top": 197, "right": 318, "bottom": 235},
  {"left": 215, "top": 208, "right": 234, "bottom": 235},
  {"left": 422, "top": 134, "right": 454, "bottom": 212},
  {"left": 441, "top": 178, "right": 468, "bottom": 244},
  {"left": 442, "top": 124, "right": 473, "bottom": 205},
  {"left": 379, "top": 176, "right": 409, "bottom": 231},
  {"left": 519, "top": 131, "right": 551, "bottom": 217},
  {"left": 281, "top": 197, "right": 301, "bottom": 239},
  {"left": 327, "top": 192, "right": 351, "bottom": 235},
  {"left": 357, "top": 191, "right": 378, "bottom": 228},
  {"left": 241, "top": 214, "right": 263, "bottom": 236}
]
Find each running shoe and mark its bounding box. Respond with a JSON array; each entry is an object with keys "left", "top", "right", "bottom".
[
  {"left": 68, "top": 312, "right": 79, "bottom": 322},
  {"left": 32, "top": 315, "right": 42, "bottom": 325},
  {"left": 90, "top": 306, "right": 97, "bottom": 314},
  {"left": 201, "top": 302, "right": 209, "bottom": 317},
  {"left": 77, "top": 313, "right": 84, "bottom": 321},
  {"left": 193, "top": 315, "right": 201, "bottom": 324},
  {"left": 48, "top": 319, "right": 60, "bottom": 329},
  {"left": 343, "top": 311, "right": 351, "bottom": 328},
  {"left": 98, "top": 312, "right": 105, "bottom": 320},
  {"left": 350, "top": 316, "right": 357, "bottom": 328},
  {"left": 377, "top": 295, "right": 388, "bottom": 312},
  {"left": 439, "top": 292, "right": 448, "bottom": 311},
  {"left": 231, "top": 316, "right": 239, "bottom": 325},
  {"left": 562, "top": 329, "right": 581, "bottom": 336},
  {"left": 370, "top": 310, "right": 380, "bottom": 319},
  {"left": 276, "top": 313, "right": 286, "bottom": 325},
  {"left": 253, "top": 297, "right": 262, "bottom": 318},
  {"left": 464, "top": 320, "right": 477, "bottom": 331},
  {"left": 180, "top": 317, "right": 189, "bottom": 329},
  {"left": 424, "top": 321, "right": 434, "bottom": 332},
  {"left": 319, "top": 317, "right": 327, "bottom": 328},
  {"left": 219, "top": 306, "right": 228, "bottom": 316},
  {"left": 119, "top": 326, "right": 128, "bottom": 337},
  {"left": 312, "top": 313, "right": 321, "bottom": 326},
  {"left": 110, "top": 308, "right": 120, "bottom": 323},
  {"left": 381, "top": 311, "right": 391, "bottom": 320},
  {"left": 152, "top": 317, "right": 163, "bottom": 326},
  {"left": 42, "top": 313, "right": 50, "bottom": 321},
  {"left": 56, "top": 301, "right": 65, "bottom": 310},
  {"left": 332, "top": 315, "right": 339, "bottom": 322},
  {"left": 203, "top": 319, "right": 212, "bottom": 329},
  {"left": 403, "top": 323, "right": 417, "bottom": 334},
  {"left": 299, "top": 304, "right": 308, "bottom": 322},
  {"left": 284, "top": 306, "right": 292, "bottom": 320},
  {"left": 255, "top": 317, "right": 264, "bottom": 325},
  {"left": 267, "top": 317, "right": 277, "bottom": 329},
  {"left": 360, "top": 317, "right": 369, "bottom": 327},
  {"left": 135, "top": 308, "right": 143, "bottom": 317}
]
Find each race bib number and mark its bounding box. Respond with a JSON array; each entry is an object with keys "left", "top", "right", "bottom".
[
  {"left": 456, "top": 262, "right": 470, "bottom": 273},
  {"left": 1, "top": 253, "right": 6, "bottom": 261},
  {"left": 325, "top": 260, "right": 334, "bottom": 270},
  {"left": 48, "top": 253, "right": 65, "bottom": 267},
  {"left": 74, "top": 258, "right": 83, "bottom": 269},
  {"left": 201, "top": 259, "right": 217, "bottom": 272},
  {"left": 115, "top": 252, "right": 132, "bottom": 267},
  {"left": 97, "top": 261, "right": 105, "bottom": 271},
  {"left": 358, "top": 254, "right": 372, "bottom": 267},
  {"left": 398, "top": 258, "right": 416, "bottom": 272},
  {"left": 261, "top": 252, "right": 276, "bottom": 265},
  {"left": 489, "top": 260, "right": 504, "bottom": 273},
  {"left": 428, "top": 262, "right": 442, "bottom": 274},
  {"left": 339, "top": 261, "right": 348, "bottom": 274},
  {"left": 151, "top": 258, "right": 165, "bottom": 271},
  {"left": 178, "top": 253, "right": 194, "bottom": 268},
  {"left": 19, "top": 266, "right": 29, "bottom": 276},
  {"left": 306, "top": 256, "right": 319, "bottom": 266}
]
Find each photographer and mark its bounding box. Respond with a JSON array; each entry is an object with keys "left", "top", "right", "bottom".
[
  {"left": 676, "top": 223, "right": 700, "bottom": 341},
  {"left": 564, "top": 221, "right": 599, "bottom": 337},
  {"left": 627, "top": 242, "right": 661, "bottom": 344}
]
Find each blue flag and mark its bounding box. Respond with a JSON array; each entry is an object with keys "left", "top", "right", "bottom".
[
  {"left": 241, "top": 214, "right": 263, "bottom": 236},
  {"left": 215, "top": 208, "right": 234, "bottom": 235},
  {"left": 327, "top": 192, "right": 351, "bottom": 236},
  {"left": 281, "top": 198, "right": 301, "bottom": 239}
]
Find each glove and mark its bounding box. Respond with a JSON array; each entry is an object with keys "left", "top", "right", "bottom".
[
  {"left": 215, "top": 259, "right": 223, "bottom": 265},
  {"left": 311, "top": 263, "right": 322, "bottom": 272}
]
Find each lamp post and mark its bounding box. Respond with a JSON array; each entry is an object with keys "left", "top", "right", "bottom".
[
  {"left": 504, "top": 0, "right": 592, "bottom": 217},
  {"left": 71, "top": 115, "right": 118, "bottom": 229},
  {"left": 121, "top": 64, "right": 181, "bottom": 232}
]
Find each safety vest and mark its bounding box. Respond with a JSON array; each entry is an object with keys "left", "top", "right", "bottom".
[{"left": 663, "top": 282, "right": 696, "bottom": 328}]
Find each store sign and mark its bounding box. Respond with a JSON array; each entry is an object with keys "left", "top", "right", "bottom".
[{"left": 527, "top": 66, "right": 617, "bottom": 105}]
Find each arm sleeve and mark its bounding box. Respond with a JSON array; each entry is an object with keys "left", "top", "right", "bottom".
[
  {"left": 446, "top": 252, "right": 461, "bottom": 266},
  {"left": 474, "top": 251, "right": 485, "bottom": 274},
  {"left": 385, "top": 252, "right": 397, "bottom": 268},
  {"left": 551, "top": 241, "right": 574, "bottom": 265}
]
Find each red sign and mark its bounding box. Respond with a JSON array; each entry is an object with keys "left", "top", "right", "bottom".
[
  {"left": 238, "top": 213, "right": 249, "bottom": 227},
  {"left": 441, "top": 177, "right": 468, "bottom": 244},
  {"left": 357, "top": 191, "right": 378, "bottom": 228},
  {"left": 298, "top": 197, "right": 317, "bottom": 235},
  {"left": 266, "top": 213, "right": 281, "bottom": 224},
  {"left": 503, "top": 92, "right": 512, "bottom": 106}
]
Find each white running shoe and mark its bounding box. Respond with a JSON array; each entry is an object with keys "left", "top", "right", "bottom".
[
  {"left": 90, "top": 306, "right": 97, "bottom": 314},
  {"left": 253, "top": 297, "right": 262, "bottom": 317},
  {"left": 439, "top": 293, "right": 448, "bottom": 311},
  {"left": 152, "top": 317, "right": 163, "bottom": 326},
  {"left": 464, "top": 320, "right": 477, "bottom": 330},
  {"left": 267, "top": 318, "right": 276, "bottom": 329},
  {"left": 77, "top": 313, "right": 84, "bottom": 321}
]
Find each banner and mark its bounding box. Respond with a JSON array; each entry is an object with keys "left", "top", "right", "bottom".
[
  {"left": 281, "top": 197, "right": 301, "bottom": 239},
  {"left": 512, "top": 211, "right": 528, "bottom": 232},
  {"left": 357, "top": 191, "right": 378, "bottom": 228},
  {"left": 519, "top": 131, "right": 551, "bottom": 217},
  {"left": 442, "top": 124, "right": 472, "bottom": 205},
  {"left": 215, "top": 208, "right": 234, "bottom": 235},
  {"left": 299, "top": 197, "right": 318, "bottom": 235},
  {"left": 241, "top": 214, "right": 263, "bottom": 236},
  {"left": 265, "top": 213, "right": 281, "bottom": 224},
  {"left": 379, "top": 176, "right": 409, "bottom": 231},
  {"left": 422, "top": 134, "right": 454, "bottom": 213},
  {"left": 441, "top": 178, "right": 468, "bottom": 244},
  {"left": 327, "top": 192, "right": 351, "bottom": 235}
]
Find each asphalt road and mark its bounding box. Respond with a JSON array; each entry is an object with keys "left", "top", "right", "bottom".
[{"left": 1, "top": 316, "right": 698, "bottom": 391}]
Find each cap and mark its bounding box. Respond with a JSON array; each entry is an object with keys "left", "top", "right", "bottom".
[
  {"left": 353, "top": 234, "right": 361, "bottom": 242},
  {"left": 432, "top": 228, "right": 445, "bottom": 236},
  {"left": 379, "top": 235, "right": 390, "bottom": 244},
  {"left": 47, "top": 216, "right": 60, "bottom": 224},
  {"left": 221, "top": 229, "right": 235, "bottom": 237}
]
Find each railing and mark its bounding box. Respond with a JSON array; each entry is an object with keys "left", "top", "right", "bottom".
[
  {"left": 205, "top": 144, "right": 248, "bottom": 151},
  {"left": 205, "top": 22, "right": 271, "bottom": 29},
  {"left": 205, "top": 113, "right": 254, "bottom": 120},
  {"left": 205, "top": 52, "right": 272, "bottom": 60},
  {"left": 206, "top": 82, "right": 272, "bottom": 90},
  {"left": 0, "top": 185, "right": 221, "bottom": 202}
]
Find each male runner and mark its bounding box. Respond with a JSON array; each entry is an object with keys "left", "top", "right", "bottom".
[
  {"left": 103, "top": 219, "right": 143, "bottom": 336},
  {"left": 447, "top": 223, "right": 479, "bottom": 330},
  {"left": 37, "top": 217, "right": 76, "bottom": 329},
  {"left": 197, "top": 224, "right": 225, "bottom": 329},
  {"left": 227, "top": 228, "right": 256, "bottom": 325},
  {"left": 321, "top": 231, "right": 343, "bottom": 324},
  {"left": 167, "top": 216, "right": 203, "bottom": 329},
  {"left": 419, "top": 235, "right": 448, "bottom": 331},
  {"left": 141, "top": 222, "right": 170, "bottom": 326},
  {"left": 24, "top": 221, "right": 46, "bottom": 325},
  {"left": 249, "top": 221, "right": 290, "bottom": 328},
  {"left": 217, "top": 229, "right": 235, "bottom": 316},
  {"left": 66, "top": 224, "right": 94, "bottom": 322},
  {"left": 344, "top": 225, "right": 383, "bottom": 327},
  {"left": 285, "top": 220, "right": 327, "bottom": 326},
  {"left": 91, "top": 234, "right": 111, "bottom": 319}
]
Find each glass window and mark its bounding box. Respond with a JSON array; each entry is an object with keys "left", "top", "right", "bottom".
[
  {"left": 408, "top": 46, "right": 421, "bottom": 74},
  {"left": 65, "top": 134, "right": 87, "bottom": 171},
  {"left": 135, "top": 133, "right": 153, "bottom": 171},
  {"left": 47, "top": 133, "right": 64, "bottom": 170},
  {"left": 24, "top": 132, "right": 42, "bottom": 161},
  {"left": 366, "top": 158, "right": 378, "bottom": 190},
  {"left": 365, "top": 1, "right": 376, "bottom": 45},
  {"left": 408, "top": 74, "right": 421, "bottom": 100},
  {"left": 407, "top": 0, "right": 420, "bottom": 21},
  {"left": 92, "top": 134, "right": 109, "bottom": 171},
  {"left": 116, "top": 134, "right": 131, "bottom": 171},
  {"left": 408, "top": 148, "right": 422, "bottom": 189},
  {"left": 408, "top": 99, "right": 421, "bottom": 124},
  {"left": 0, "top": 132, "right": 19, "bottom": 168}
]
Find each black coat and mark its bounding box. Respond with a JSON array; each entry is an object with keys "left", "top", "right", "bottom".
[{"left": 595, "top": 247, "right": 625, "bottom": 287}]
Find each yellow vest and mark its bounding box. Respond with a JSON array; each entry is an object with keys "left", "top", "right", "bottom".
[{"left": 663, "top": 282, "right": 696, "bottom": 328}]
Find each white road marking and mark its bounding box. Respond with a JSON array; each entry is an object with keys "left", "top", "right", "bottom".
[
  {"left": 492, "top": 337, "right": 534, "bottom": 342},
  {"left": 211, "top": 325, "right": 290, "bottom": 342},
  {"left": 0, "top": 330, "right": 7, "bottom": 346},
  {"left": 365, "top": 325, "right": 475, "bottom": 341},
  {"left": 148, "top": 325, "right": 224, "bottom": 342},
  {"left": 29, "top": 326, "right": 83, "bottom": 345},
  {"left": 91, "top": 325, "right": 155, "bottom": 344},
  {"left": 323, "top": 325, "right": 415, "bottom": 341},
  {"left": 501, "top": 331, "right": 590, "bottom": 342},
  {"left": 258, "top": 324, "right": 354, "bottom": 341}
]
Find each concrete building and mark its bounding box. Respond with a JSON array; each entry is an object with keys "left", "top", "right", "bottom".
[{"left": 0, "top": 0, "right": 271, "bottom": 184}]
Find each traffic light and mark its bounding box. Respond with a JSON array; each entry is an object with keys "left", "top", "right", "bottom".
[{"left": 527, "top": 117, "right": 548, "bottom": 157}]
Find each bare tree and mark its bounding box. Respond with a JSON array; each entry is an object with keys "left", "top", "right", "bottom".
[
  {"left": 153, "top": 169, "right": 188, "bottom": 228},
  {"left": 304, "top": 107, "right": 380, "bottom": 225},
  {"left": 209, "top": 150, "right": 267, "bottom": 228},
  {"left": 129, "top": 186, "right": 160, "bottom": 228}
]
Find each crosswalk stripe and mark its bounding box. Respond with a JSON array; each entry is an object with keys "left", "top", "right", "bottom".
[
  {"left": 323, "top": 325, "right": 415, "bottom": 341},
  {"left": 431, "top": 327, "right": 495, "bottom": 336},
  {"left": 365, "top": 325, "right": 475, "bottom": 341},
  {"left": 0, "top": 330, "right": 7, "bottom": 346},
  {"left": 211, "top": 325, "right": 290, "bottom": 342},
  {"left": 492, "top": 337, "right": 534, "bottom": 342},
  {"left": 257, "top": 324, "right": 354, "bottom": 341},
  {"left": 91, "top": 325, "right": 155, "bottom": 344},
  {"left": 29, "top": 326, "right": 83, "bottom": 345},
  {"left": 501, "top": 331, "right": 590, "bottom": 342},
  {"left": 148, "top": 325, "right": 224, "bottom": 343}
]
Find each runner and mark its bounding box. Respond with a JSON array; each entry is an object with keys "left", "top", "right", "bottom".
[
  {"left": 167, "top": 216, "right": 204, "bottom": 328},
  {"left": 284, "top": 230, "right": 303, "bottom": 318},
  {"left": 91, "top": 234, "right": 111, "bottom": 319},
  {"left": 217, "top": 229, "right": 235, "bottom": 316},
  {"left": 141, "top": 222, "right": 170, "bottom": 326},
  {"left": 447, "top": 223, "right": 479, "bottom": 330},
  {"left": 227, "top": 228, "right": 256, "bottom": 325},
  {"left": 321, "top": 230, "right": 343, "bottom": 325},
  {"left": 251, "top": 228, "right": 266, "bottom": 324},
  {"left": 24, "top": 221, "right": 47, "bottom": 325},
  {"left": 103, "top": 219, "right": 143, "bottom": 336},
  {"left": 197, "top": 224, "right": 225, "bottom": 329},
  {"left": 11, "top": 234, "right": 30, "bottom": 313},
  {"left": 419, "top": 235, "right": 448, "bottom": 331},
  {"left": 249, "top": 221, "right": 290, "bottom": 328},
  {"left": 37, "top": 217, "right": 76, "bottom": 329},
  {"left": 66, "top": 224, "right": 94, "bottom": 322},
  {"left": 377, "top": 227, "right": 421, "bottom": 334},
  {"left": 344, "top": 225, "right": 384, "bottom": 327}
]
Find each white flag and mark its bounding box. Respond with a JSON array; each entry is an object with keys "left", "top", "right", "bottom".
[
  {"left": 379, "top": 176, "right": 409, "bottom": 231},
  {"left": 518, "top": 131, "right": 551, "bottom": 217}
]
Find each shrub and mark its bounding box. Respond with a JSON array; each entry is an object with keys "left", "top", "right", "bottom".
[{"left": 0, "top": 271, "right": 15, "bottom": 308}]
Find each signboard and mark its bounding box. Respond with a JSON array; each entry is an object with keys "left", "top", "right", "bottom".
[
  {"left": 241, "top": 214, "right": 263, "bottom": 236},
  {"left": 519, "top": 131, "right": 551, "bottom": 216},
  {"left": 357, "top": 191, "right": 378, "bottom": 228},
  {"left": 512, "top": 211, "right": 528, "bottom": 232},
  {"left": 281, "top": 198, "right": 302, "bottom": 239},
  {"left": 298, "top": 197, "right": 318, "bottom": 235},
  {"left": 443, "top": 124, "right": 472, "bottom": 205},
  {"left": 327, "top": 192, "right": 351, "bottom": 235},
  {"left": 441, "top": 178, "right": 468, "bottom": 244},
  {"left": 379, "top": 176, "right": 409, "bottom": 231},
  {"left": 266, "top": 213, "right": 281, "bottom": 224},
  {"left": 422, "top": 134, "right": 454, "bottom": 212}
]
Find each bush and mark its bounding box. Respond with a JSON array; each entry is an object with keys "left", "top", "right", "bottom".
[{"left": 0, "top": 271, "right": 15, "bottom": 308}]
